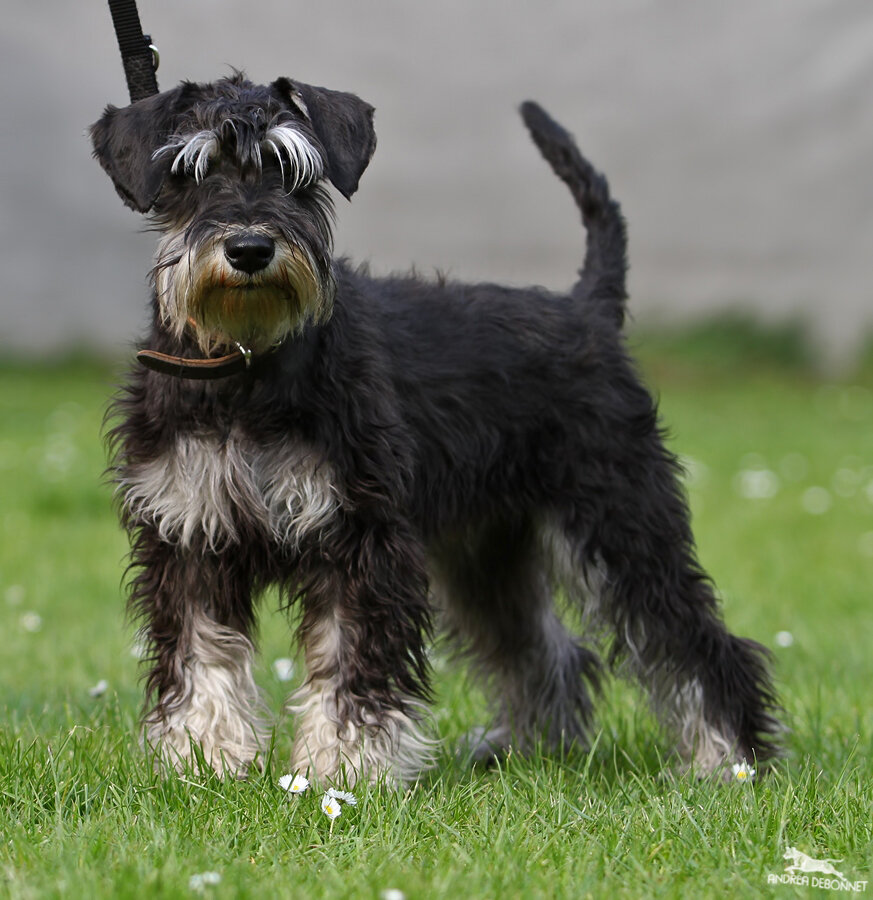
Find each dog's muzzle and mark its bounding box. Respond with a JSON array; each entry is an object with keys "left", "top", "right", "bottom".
[
  {"left": 143, "top": 227, "right": 334, "bottom": 377},
  {"left": 155, "top": 228, "right": 331, "bottom": 352}
]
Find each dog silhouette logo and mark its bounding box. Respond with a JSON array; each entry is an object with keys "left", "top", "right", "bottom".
[{"left": 783, "top": 847, "right": 845, "bottom": 880}]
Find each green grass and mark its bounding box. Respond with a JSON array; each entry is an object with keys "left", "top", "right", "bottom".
[{"left": 1, "top": 332, "right": 872, "bottom": 898}]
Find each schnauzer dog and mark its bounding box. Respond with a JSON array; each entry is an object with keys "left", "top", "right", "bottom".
[{"left": 91, "top": 73, "right": 779, "bottom": 784}]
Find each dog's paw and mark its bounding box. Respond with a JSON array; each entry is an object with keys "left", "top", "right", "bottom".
[
  {"left": 456, "top": 725, "right": 512, "bottom": 765},
  {"left": 145, "top": 721, "right": 266, "bottom": 779}
]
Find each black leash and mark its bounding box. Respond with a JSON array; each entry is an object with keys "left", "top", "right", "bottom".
[
  {"left": 106, "top": 0, "right": 257, "bottom": 382},
  {"left": 107, "top": 0, "right": 160, "bottom": 102}
]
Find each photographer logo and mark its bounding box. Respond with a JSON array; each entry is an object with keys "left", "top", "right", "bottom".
[{"left": 767, "top": 846, "right": 868, "bottom": 892}]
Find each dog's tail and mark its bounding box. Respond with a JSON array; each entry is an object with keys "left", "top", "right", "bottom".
[{"left": 520, "top": 101, "right": 627, "bottom": 327}]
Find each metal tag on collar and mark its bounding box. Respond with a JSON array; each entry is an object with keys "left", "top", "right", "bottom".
[{"left": 235, "top": 343, "right": 253, "bottom": 368}]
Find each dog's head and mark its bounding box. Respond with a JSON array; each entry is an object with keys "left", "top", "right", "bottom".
[{"left": 91, "top": 74, "right": 376, "bottom": 352}]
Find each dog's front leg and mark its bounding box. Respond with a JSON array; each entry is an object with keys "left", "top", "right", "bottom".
[
  {"left": 289, "top": 518, "right": 435, "bottom": 786},
  {"left": 129, "top": 526, "right": 269, "bottom": 777}
]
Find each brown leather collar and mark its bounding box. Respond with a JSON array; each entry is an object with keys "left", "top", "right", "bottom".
[
  {"left": 136, "top": 344, "right": 253, "bottom": 379},
  {"left": 136, "top": 317, "right": 271, "bottom": 380}
]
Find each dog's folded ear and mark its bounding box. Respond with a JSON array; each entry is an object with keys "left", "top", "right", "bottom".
[
  {"left": 90, "top": 84, "right": 200, "bottom": 213},
  {"left": 272, "top": 78, "right": 376, "bottom": 200}
]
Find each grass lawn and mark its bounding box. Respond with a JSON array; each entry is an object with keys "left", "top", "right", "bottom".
[{"left": 1, "top": 328, "right": 871, "bottom": 898}]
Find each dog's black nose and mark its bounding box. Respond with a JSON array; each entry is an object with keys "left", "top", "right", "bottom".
[{"left": 224, "top": 233, "right": 276, "bottom": 274}]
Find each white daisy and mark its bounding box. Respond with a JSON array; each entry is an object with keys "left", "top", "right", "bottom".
[
  {"left": 321, "top": 793, "right": 343, "bottom": 820},
  {"left": 731, "top": 760, "right": 756, "bottom": 782},
  {"left": 188, "top": 871, "right": 221, "bottom": 892},
  {"left": 326, "top": 787, "right": 357, "bottom": 806},
  {"left": 278, "top": 773, "right": 310, "bottom": 794},
  {"left": 88, "top": 679, "right": 109, "bottom": 698},
  {"left": 271, "top": 657, "right": 295, "bottom": 681},
  {"left": 20, "top": 612, "right": 42, "bottom": 633}
]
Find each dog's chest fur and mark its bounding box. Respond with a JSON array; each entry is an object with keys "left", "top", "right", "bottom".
[{"left": 122, "top": 429, "right": 341, "bottom": 550}]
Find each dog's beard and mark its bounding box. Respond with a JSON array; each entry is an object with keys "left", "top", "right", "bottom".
[{"left": 154, "top": 232, "right": 334, "bottom": 353}]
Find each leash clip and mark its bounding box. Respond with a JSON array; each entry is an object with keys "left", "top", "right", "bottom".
[{"left": 146, "top": 39, "right": 160, "bottom": 72}]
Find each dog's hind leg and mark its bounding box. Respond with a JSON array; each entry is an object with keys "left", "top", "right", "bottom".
[
  {"left": 128, "top": 527, "right": 269, "bottom": 777},
  {"left": 562, "top": 406, "right": 781, "bottom": 775},
  {"left": 432, "top": 515, "right": 601, "bottom": 762}
]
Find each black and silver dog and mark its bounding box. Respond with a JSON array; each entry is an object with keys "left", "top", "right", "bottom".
[{"left": 91, "top": 73, "right": 779, "bottom": 784}]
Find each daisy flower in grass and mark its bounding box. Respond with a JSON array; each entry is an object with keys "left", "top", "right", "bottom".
[
  {"left": 271, "top": 657, "right": 295, "bottom": 681},
  {"left": 88, "top": 679, "right": 109, "bottom": 698},
  {"left": 731, "top": 760, "right": 756, "bottom": 782},
  {"left": 19, "top": 611, "right": 42, "bottom": 633},
  {"left": 320, "top": 788, "right": 357, "bottom": 820},
  {"left": 321, "top": 793, "right": 343, "bottom": 820},
  {"left": 326, "top": 787, "right": 357, "bottom": 806},
  {"left": 278, "top": 773, "right": 310, "bottom": 794},
  {"left": 188, "top": 871, "right": 221, "bottom": 892}
]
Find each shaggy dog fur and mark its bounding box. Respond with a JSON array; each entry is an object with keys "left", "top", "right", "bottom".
[{"left": 91, "top": 74, "right": 780, "bottom": 784}]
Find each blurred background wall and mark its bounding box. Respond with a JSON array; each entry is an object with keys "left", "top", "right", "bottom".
[{"left": 1, "top": 0, "right": 871, "bottom": 367}]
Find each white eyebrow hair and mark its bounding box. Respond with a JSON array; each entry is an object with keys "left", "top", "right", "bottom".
[
  {"left": 153, "top": 131, "right": 220, "bottom": 183},
  {"left": 153, "top": 122, "right": 323, "bottom": 190},
  {"left": 263, "top": 124, "right": 324, "bottom": 191}
]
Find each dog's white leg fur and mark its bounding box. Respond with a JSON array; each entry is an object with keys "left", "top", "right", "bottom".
[
  {"left": 665, "top": 679, "right": 738, "bottom": 776},
  {"left": 289, "top": 611, "right": 435, "bottom": 785},
  {"left": 145, "top": 607, "right": 269, "bottom": 777}
]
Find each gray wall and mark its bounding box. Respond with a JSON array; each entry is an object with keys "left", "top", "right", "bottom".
[{"left": 1, "top": 1, "right": 871, "bottom": 365}]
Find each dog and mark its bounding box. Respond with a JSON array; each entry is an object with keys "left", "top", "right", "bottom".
[{"left": 90, "top": 72, "right": 780, "bottom": 784}]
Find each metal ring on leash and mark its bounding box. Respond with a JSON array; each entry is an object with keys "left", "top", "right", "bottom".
[{"left": 107, "top": 0, "right": 160, "bottom": 103}]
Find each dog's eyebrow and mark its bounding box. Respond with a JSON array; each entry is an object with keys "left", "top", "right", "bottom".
[
  {"left": 154, "top": 131, "right": 220, "bottom": 183},
  {"left": 154, "top": 121, "right": 323, "bottom": 190},
  {"left": 263, "top": 124, "right": 323, "bottom": 191}
]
